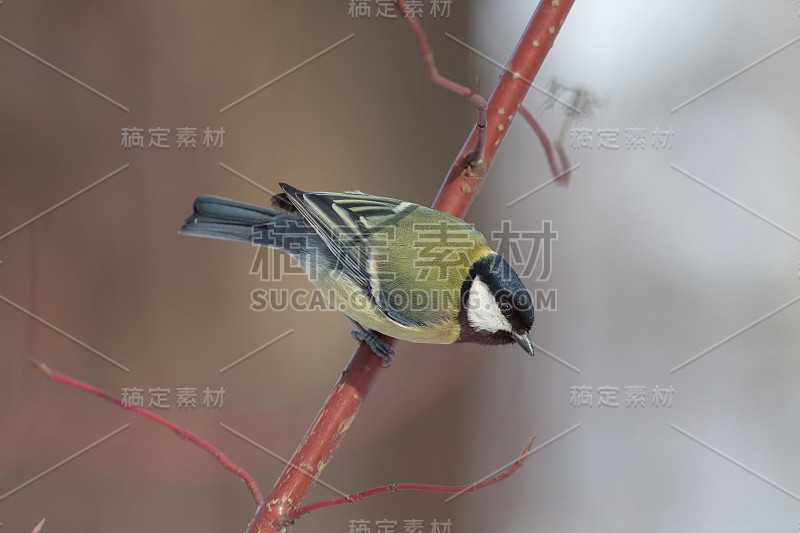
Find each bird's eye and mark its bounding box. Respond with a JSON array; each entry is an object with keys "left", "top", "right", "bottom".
[{"left": 499, "top": 302, "right": 513, "bottom": 316}]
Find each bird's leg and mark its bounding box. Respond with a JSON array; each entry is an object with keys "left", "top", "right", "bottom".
[{"left": 347, "top": 318, "right": 395, "bottom": 366}]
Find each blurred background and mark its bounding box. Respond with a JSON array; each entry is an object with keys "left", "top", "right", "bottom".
[{"left": 1, "top": 1, "right": 798, "bottom": 532}]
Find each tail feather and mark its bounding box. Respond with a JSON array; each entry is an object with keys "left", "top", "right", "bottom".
[
  {"left": 180, "top": 195, "right": 280, "bottom": 244},
  {"left": 179, "top": 195, "right": 323, "bottom": 267}
]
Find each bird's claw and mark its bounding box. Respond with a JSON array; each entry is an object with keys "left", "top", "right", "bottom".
[{"left": 350, "top": 327, "right": 395, "bottom": 367}]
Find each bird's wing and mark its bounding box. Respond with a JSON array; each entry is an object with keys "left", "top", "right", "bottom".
[{"left": 277, "top": 183, "right": 422, "bottom": 326}]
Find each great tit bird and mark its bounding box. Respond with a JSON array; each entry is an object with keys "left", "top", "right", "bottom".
[{"left": 180, "top": 183, "right": 534, "bottom": 361}]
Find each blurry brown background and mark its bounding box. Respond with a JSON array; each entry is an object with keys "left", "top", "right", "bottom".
[{"left": 2, "top": 1, "right": 799, "bottom": 532}]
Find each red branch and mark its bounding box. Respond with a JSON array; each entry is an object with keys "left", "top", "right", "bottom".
[
  {"left": 245, "top": 334, "right": 396, "bottom": 531},
  {"left": 288, "top": 438, "right": 535, "bottom": 520},
  {"left": 30, "top": 359, "right": 264, "bottom": 506},
  {"left": 247, "top": 2, "right": 575, "bottom": 531},
  {"left": 432, "top": 0, "right": 575, "bottom": 215}
]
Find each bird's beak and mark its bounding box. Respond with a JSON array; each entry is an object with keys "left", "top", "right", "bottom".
[{"left": 512, "top": 331, "right": 534, "bottom": 356}]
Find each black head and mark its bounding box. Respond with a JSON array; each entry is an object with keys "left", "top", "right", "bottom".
[{"left": 457, "top": 254, "right": 535, "bottom": 355}]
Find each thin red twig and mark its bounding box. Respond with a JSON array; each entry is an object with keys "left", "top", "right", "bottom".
[
  {"left": 518, "top": 104, "right": 573, "bottom": 184},
  {"left": 31, "top": 518, "right": 46, "bottom": 533},
  {"left": 288, "top": 438, "right": 535, "bottom": 520},
  {"left": 30, "top": 359, "right": 264, "bottom": 506},
  {"left": 401, "top": 0, "right": 574, "bottom": 186},
  {"left": 397, "top": 0, "right": 487, "bottom": 168}
]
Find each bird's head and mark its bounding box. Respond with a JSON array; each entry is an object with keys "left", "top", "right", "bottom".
[{"left": 457, "top": 253, "right": 535, "bottom": 355}]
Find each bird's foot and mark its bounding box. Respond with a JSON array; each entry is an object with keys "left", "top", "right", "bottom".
[{"left": 349, "top": 320, "right": 395, "bottom": 367}]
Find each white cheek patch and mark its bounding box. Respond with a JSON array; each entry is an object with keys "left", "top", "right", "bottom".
[{"left": 467, "top": 276, "right": 512, "bottom": 333}]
